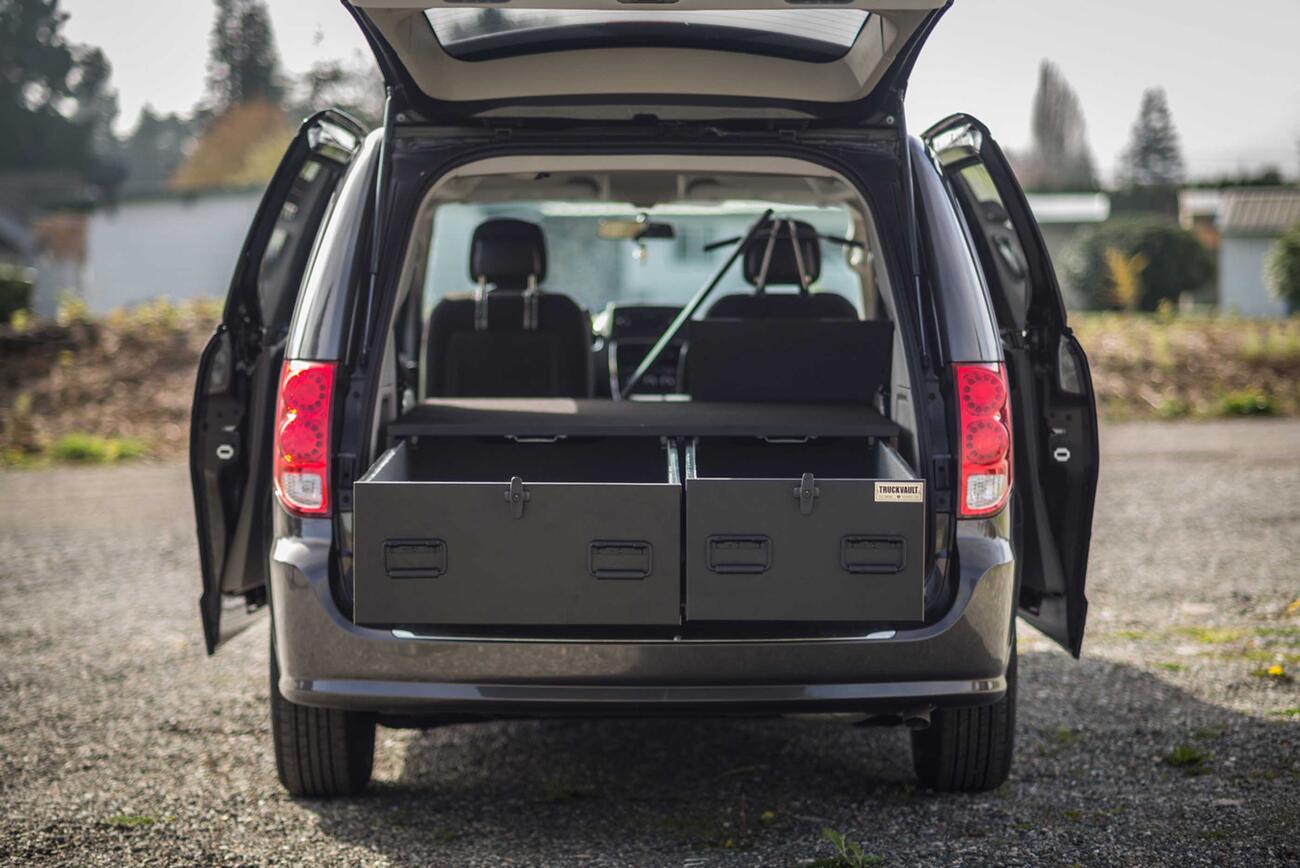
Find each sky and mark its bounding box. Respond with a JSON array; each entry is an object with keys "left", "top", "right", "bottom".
[{"left": 60, "top": 0, "right": 1300, "bottom": 184}]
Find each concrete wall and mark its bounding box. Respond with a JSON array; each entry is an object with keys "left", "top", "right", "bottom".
[
  {"left": 81, "top": 191, "right": 262, "bottom": 314},
  {"left": 1219, "top": 236, "right": 1289, "bottom": 318}
]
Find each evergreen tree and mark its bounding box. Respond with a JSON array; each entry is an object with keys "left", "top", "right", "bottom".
[
  {"left": 1118, "top": 88, "right": 1186, "bottom": 187},
  {"left": 114, "top": 106, "right": 195, "bottom": 194},
  {"left": 205, "top": 0, "right": 283, "bottom": 113},
  {"left": 295, "top": 56, "right": 384, "bottom": 128},
  {"left": 1026, "top": 61, "right": 1097, "bottom": 192},
  {"left": 0, "top": 0, "right": 118, "bottom": 178}
]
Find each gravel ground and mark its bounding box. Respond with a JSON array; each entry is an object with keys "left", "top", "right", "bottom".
[{"left": 1, "top": 419, "right": 1297, "bottom": 866}]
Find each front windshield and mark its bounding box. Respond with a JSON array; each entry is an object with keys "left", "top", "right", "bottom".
[{"left": 423, "top": 201, "right": 861, "bottom": 318}]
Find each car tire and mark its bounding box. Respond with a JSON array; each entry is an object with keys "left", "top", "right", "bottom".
[
  {"left": 269, "top": 634, "right": 375, "bottom": 798},
  {"left": 910, "top": 629, "right": 1017, "bottom": 792}
]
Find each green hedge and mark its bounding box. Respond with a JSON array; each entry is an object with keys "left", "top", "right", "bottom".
[
  {"left": 1063, "top": 217, "right": 1214, "bottom": 311},
  {"left": 0, "top": 266, "right": 34, "bottom": 323}
]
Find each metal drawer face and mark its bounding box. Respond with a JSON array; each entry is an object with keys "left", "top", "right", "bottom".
[
  {"left": 684, "top": 439, "right": 925, "bottom": 622},
  {"left": 355, "top": 480, "right": 680, "bottom": 626}
]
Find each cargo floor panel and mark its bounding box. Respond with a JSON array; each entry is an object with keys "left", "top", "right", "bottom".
[
  {"left": 388, "top": 398, "right": 899, "bottom": 440},
  {"left": 353, "top": 439, "right": 682, "bottom": 627},
  {"left": 685, "top": 438, "right": 925, "bottom": 622}
]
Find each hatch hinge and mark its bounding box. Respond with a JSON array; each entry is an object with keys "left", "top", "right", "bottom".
[
  {"left": 931, "top": 454, "right": 953, "bottom": 513},
  {"left": 336, "top": 452, "right": 357, "bottom": 512}
]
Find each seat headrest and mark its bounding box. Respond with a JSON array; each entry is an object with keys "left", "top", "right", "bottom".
[
  {"left": 470, "top": 218, "right": 547, "bottom": 289},
  {"left": 742, "top": 220, "right": 821, "bottom": 288}
]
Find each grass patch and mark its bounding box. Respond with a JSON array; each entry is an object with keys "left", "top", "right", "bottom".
[
  {"left": 106, "top": 814, "right": 157, "bottom": 828},
  {"left": 1192, "top": 727, "right": 1223, "bottom": 741},
  {"left": 1172, "top": 626, "right": 1246, "bottom": 644},
  {"left": 1163, "top": 744, "right": 1213, "bottom": 775},
  {"left": 1112, "top": 629, "right": 1148, "bottom": 641},
  {"left": 539, "top": 779, "right": 597, "bottom": 804},
  {"left": 1214, "top": 388, "right": 1277, "bottom": 417},
  {"left": 1196, "top": 829, "right": 1229, "bottom": 842},
  {"left": 1250, "top": 664, "right": 1293, "bottom": 683},
  {"left": 49, "top": 433, "right": 148, "bottom": 464},
  {"left": 811, "top": 828, "right": 883, "bottom": 868},
  {"left": 1154, "top": 662, "right": 1187, "bottom": 672},
  {"left": 1274, "top": 708, "right": 1300, "bottom": 718}
]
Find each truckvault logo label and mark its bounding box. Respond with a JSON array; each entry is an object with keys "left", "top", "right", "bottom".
[{"left": 875, "top": 481, "right": 924, "bottom": 503}]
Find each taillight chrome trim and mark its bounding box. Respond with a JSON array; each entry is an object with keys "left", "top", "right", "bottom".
[{"left": 273, "top": 359, "right": 336, "bottom": 517}]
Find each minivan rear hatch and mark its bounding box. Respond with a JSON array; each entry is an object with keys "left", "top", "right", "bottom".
[{"left": 346, "top": 0, "right": 948, "bottom": 121}]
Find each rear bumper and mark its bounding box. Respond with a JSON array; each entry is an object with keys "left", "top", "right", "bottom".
[{"left": 270, "top": 516, "right": 1015, "bottom": 716}]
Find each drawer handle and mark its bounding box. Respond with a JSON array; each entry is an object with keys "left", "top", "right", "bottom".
[
  {"left": 707, "top": 535, "right": 771, "bottom": 574},
  {"left": 841, "top": 535, "right": 905, "bottom": 575},
  {"left": 589, "top": 541, "right": 653, "bottom": 580},
  {"left": 384, "top": 539, "right": 447, "bottom": 579}
]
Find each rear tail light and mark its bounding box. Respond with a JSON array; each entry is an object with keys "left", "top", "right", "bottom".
[
  {"left": 955, "top": 362, "right": 1012, "bottom": 517},
  {"left": 273, "top": 360, "right": 335, "bottom": 517}
]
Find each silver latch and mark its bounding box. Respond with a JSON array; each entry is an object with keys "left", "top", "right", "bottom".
[
  {"left": 505, "top": 476, "right": 530, "bottom": 519},
  {"left": 794, "top": 472, "right": 820, "bottom": 516}
]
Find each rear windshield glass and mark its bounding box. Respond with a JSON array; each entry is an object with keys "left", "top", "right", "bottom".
[
  {"left": 424, "top": 9, "right": 870, "bottom": 63},
  {"left": 423, "top": 202, "right": 860, "bottom": 317}
]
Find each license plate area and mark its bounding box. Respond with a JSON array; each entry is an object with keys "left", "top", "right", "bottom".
[{"left": 684, "top": 437, "right": 924, "bottom": 622}]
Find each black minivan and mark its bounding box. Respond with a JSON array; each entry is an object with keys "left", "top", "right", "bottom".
[{"left": 191, "top": 0, "right": 1099, "bottom": 798}]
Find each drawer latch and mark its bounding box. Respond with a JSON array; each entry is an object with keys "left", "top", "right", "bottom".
[
  {"left": 793, "top": 472, "right": 820, "bottom": 516},
  {"left": 505, "top": 476, "right": 530, "bottom": 519}
]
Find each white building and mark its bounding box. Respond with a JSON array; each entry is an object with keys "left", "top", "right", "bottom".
[
  {"left": 1217, "top": 187, "right": 1300, "bottom": 318},
  {"left": 69, "top": 188, "right": 262, "bottom": 315}
]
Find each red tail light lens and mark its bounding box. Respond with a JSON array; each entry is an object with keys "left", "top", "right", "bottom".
[
  {"left": 273, "top": 360, "right": 335, "bottom": 517},
  {"left": 956, "top": 362, "right": 1012, "bottom": 517}
]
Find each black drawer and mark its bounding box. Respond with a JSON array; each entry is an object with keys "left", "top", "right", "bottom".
[
  {"left": 684, "top": 438, "right": 925, "bottom": 622},
  {"left": 353, "top": 439, "right": 681, "bottom": 627}
]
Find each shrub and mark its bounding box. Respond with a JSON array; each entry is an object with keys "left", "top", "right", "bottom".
[
  {"left": 0, "top": 264, "right": 34, "bottom": 324},
  {"left": 1266, "top": 222, "right": 1300, "bottom": 309},
  {"left": 49, "top": 434, "right": 149, "bottom": 463},
  {"left": 1214, "top": 388, "right": 1276, "bottom": 417},
  {"left": 1063, "top": 217, "right": 1214, "bottom": 311}
]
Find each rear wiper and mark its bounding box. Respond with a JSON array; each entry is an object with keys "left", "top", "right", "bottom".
[
  {"left": 617, "top": 208, "right": 773, "bottom": 400},
  {"left": 702, "top": 232, "right": 862, "bottom": 253}
]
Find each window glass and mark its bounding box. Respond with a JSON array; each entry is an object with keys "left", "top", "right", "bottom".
[
  {"left": 423, "top": 202, "right": 861, "bottom": 318},
  {"left": 425, "top": 9, "right": 870, "bottom": 63}
]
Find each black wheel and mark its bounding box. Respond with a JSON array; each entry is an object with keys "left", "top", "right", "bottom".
[
  {"left": 269, "top": 634, "right": 375, "bottom": 797},
  {"left": 910, "top": 631, "right": 1017, "bottom": 792}
]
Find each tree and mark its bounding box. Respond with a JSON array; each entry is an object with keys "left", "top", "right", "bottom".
[
  {"left": 170, "top": 100, "right": 291, "bottom": 191},
  {"left": 1024, "top": 61, "right": 1097, "bottom": 192},
  {"left": 1266, "top": 222, "right": 1300, "bottom": 309},
  {"left": 1063, "top": 217, "right": 1213, "bottom": 311},
  {"left": 0, "top": 0, "right": 118, "bottom": 178},
  {"left": 1118, "top": 88, "right": 1186, "bottom": 188},
  {"left": 293, "top": 55, "right": 384, "bottom": 128},
  {"left": 205, "top": 0, "right": 283, "bottom": 113},
  {"left": 112, "top": 106, "right": 195, "bottom": 194}
]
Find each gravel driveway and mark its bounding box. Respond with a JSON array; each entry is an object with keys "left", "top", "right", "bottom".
[{"left": 1, "top": 419, "right": 1297, "bottom": 866}]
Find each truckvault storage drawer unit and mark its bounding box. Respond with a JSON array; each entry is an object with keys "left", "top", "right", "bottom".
[
  {"left": 685, "top": 438, "right": 925, "bottom": 622},
  {"left": 353, "top": 437, "right": 682, "bottom": 626},
  {"left": 352, "top": 398, "right": 924, "bottom": 629}
]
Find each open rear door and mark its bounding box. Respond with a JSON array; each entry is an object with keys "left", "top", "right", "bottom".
[
  {"left": 191, "top": 111, "right": 363, "bottom": 654},
  {"left": 345, "top": 0, "right": 948, "bottom": 121},
  {"left": 923, "top": 114, "right": 1099, "bottom": 657}
]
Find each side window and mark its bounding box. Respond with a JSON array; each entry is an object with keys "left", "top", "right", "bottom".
[
  {"left": 257, "top": 157, "right": 340, "bottom": 334},
  {"left": 952, "top": 163, "right": 1031, "bottom": 329},
  {"left": 913, "top": 149, "right": 1002, "bottom": 362}
]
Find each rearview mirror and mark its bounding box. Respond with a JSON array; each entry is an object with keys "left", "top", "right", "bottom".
[{"left": 598, "top": 219, "right": 676, "bottom": 241}]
